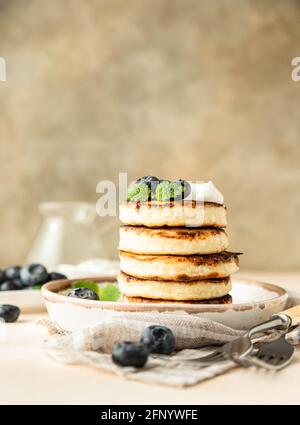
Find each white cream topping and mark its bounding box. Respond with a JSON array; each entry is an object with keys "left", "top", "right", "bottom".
[
  {"left": 57, "top": 258, "right": 120, "bottom": 278},
  {"left": 188, "top": 181, "right": 224, "bottom": 204}
]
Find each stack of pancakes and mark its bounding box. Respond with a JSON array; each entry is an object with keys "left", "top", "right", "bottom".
[{"left": 118, "top": 200, "right": 239, "bottom": 304}]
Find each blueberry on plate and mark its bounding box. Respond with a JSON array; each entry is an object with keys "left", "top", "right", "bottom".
[
  {"left": 4, "top": 265, "right": 22, "bottom": 281},
  {"left": 140, "top": 325, "right": 176, "bottom": 354},
  {"left": 0, "top": 304, "right": 20, "bottom": 323},
  {"left": 112, "top": 341, "right": 149, "bottom": 368},
  {"left": 136, "top": 176, "right": 160, "bottom": 194},
  {"left": 0, "top": 279, "right": 24, "bottom": 291},
  {"left": 68, "top": 287, "right": 99, "bottom": 301},
  {"left": 49, "top": 272, "right": 67, "bottom": 281},
  {"left": 20, "top": 263, "right": 49, "bottom": 287}
]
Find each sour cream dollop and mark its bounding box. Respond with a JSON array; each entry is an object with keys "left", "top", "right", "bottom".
[{"left": 188, "top": 181, "right": 224, "bottom": 205}]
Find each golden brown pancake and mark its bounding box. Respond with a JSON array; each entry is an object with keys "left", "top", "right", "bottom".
[
  {"left": 119, "top": 226, "right": 229, "bottom": 255},
  {"left": 119, "top": 200, "right": 226, "bottom": 228},
  {"left": 119, "top": 251, "right": 240, "bottom": 281},
  {"left": 118, "top": 272, "right": 231, "bottom": 301},
  {"left": 123, "top": 294, "right": 233, "bottom": 305}
]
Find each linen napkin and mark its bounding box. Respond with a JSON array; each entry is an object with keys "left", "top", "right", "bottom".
[{"left": 40, "top": 291, "right": 300, "bottom": 387}]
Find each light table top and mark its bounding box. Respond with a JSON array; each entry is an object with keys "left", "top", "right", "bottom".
[{"left": 0, "top": 271, "right": 299, "bottom": 405}]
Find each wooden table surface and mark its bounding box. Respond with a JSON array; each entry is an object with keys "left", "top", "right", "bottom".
[{"left": 0, "top": 271, "right": 299, "bottom": 405}]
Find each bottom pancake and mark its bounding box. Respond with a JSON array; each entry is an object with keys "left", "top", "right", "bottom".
[
  {"left": 123, "top": 294, "right": 232, "bottom": 305},
  {"left": 118, "top": 272, "right": 231, "bottom": 301}
]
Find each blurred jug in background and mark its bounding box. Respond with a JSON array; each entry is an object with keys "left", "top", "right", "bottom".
[{"left": 26, "top": 202, "right": 100, "bottom": 270}]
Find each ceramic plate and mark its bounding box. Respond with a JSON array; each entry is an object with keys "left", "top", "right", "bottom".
[
  {"left": 0, "top": 289, "right": 45, "bottom": 313},
  {"left": 42, "top": 276, "right": 288, "bottom": 330}
]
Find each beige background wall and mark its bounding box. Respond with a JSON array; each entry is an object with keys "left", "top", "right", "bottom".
[{"left": 0, "top": 0, "right": 300, "bottom": 269}]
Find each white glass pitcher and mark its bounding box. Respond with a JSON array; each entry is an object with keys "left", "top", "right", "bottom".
[{"left": 26, "top": 202, "right": 99, "bottom": 270}]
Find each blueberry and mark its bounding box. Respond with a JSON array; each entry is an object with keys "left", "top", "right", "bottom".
[
  {"left": 136, "top": 176, "right": 160, "bottom": 194},
  {"left": 140, "top": 325, "right": 176, "bottom": 354},
  {"left": 49, "top": 272, "right": 67, "bottom": 281},
  {"left": 0, "top": 279, "right": 24, "bottom": 291},
  {"left": 0, "top": 304, "right": 20, "bottom": 322},
  {"left": 0, "top": 269, "right": 5, "bottom": 284},
  {"left": 4, "top": 266, "right": 21, "bottom": 281},
  {"left": 20, "top": 263, "right": 49, "bottom": 287},
  {"left": 112, "top": 342, "right": 149, "bottom": 368},
  {"left": 68, "top": 287, "right": 99, "bottom": 300}
]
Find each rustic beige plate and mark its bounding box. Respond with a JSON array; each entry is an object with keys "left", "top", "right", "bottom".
[
  {"left": 42, "top": 276, "right": 288, "bottom": 330},
  {"left": 0, "top": 289, "right": 45, "bottom": 313}
]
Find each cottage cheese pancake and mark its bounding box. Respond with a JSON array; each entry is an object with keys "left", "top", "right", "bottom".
[
  {"left": 119, "top": 200, "right": 226, "bottom": 228},
  {"left": 118, "top": 272, "right": 232, "bottom": 301},
  {"left": 119, "top": 251, "right": 239, "bottom": 281},
  {"left": 123, "top": 294, "right": 233, "bottom": 304},
  {"left": 119, "top": 226, "right": 229, "bottom": 255}
]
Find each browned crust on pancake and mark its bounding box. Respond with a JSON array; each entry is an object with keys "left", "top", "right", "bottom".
[
  {"left": 120, "top": 250, "right": 241, "bottom": 265},
  {"left": 124, "top": 200, "right": 225, "bottom": 210},
  {"left": 120, "top": 226, "right": 226, "bottom": 240},
  {"left": 119, "top": 251, "right": 240, "bottom": 281},
  {"left": 123, "top": 294, "right": 232, "bottom": 305},
  {"left": 120, "top": 271, "right": 230, "bottom": 286}
]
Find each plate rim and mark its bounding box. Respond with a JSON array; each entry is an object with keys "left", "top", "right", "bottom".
[{"left": 41, "top": 276, "right": 288, "bottom": 314}]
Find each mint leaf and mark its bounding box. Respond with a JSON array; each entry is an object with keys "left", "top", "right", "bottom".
[
  {"left": 99, "top": 284, "right": 120, "bottom": 301},
  {"left": 32, "top": 283, "right": 43, "bottom": 290},
  {"left": 73, "top": 280, "right": 100, "bottom": 295},
  {"left": 72, "top": 281, "right": 120, "bottom": 301},
  {"left": 127, "top": 182, "right": 150, "bottom": 202}
]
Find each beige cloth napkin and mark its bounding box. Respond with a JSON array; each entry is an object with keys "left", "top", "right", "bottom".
[{"left": 40, "top": 292, "right": 300, "bottom": 387}]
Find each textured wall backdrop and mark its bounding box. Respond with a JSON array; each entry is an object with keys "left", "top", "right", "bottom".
[{"left": 0, "top": 0, "right": 300, "bottom": 269}]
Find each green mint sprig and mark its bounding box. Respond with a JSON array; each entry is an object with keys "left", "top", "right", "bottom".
[
  {"left": 73, "top": 280, "right": 120, "bottom": 301},
  {"left": 98, "top": 284, "right": 120, "bottom": 301}
]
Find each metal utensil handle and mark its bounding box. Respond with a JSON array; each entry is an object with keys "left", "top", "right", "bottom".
[
  {"left": 248, "top": 315, "right": 290, "bottom": 339},
  {"left": 279, "top": 304, "right": 300, "bottom": 327}
]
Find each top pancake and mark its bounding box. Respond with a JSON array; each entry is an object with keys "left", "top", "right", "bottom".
[{"left": 119, "top": 200, "right": 226, "bottom": 228}]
